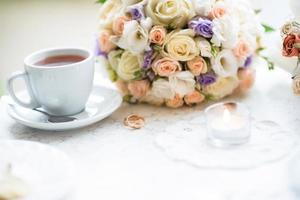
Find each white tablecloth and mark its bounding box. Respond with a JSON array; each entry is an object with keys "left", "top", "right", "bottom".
[
  {"left": 1, "top": 1, "right": 300, "bottom": 199},
  {"left": 0, "top": 62, "right": 300, "bottom": 200}
]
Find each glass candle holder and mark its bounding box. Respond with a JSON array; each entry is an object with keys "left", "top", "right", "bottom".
[{"left": 205, "top": 101, "right": 251, "bottom": 148}]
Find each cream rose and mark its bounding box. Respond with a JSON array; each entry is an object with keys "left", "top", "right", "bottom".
[
  {"left": 293, "top": 75, "right": 300, "bottom": 95},
  {"left": 187, "top": 56, "right": 208, "bottom": 76},
  {"left": 203, "top": 76, "right": 239, "bottom": 99},
  {"left": 98, "top": 0, "right": 123, "bottom": 29},
  {"left": 166, "top": 94, "right": 184, "bottom": 108},
  {"left": 169, "top": 71, "right": 196, "bottom": 97},
  {"left": 211, "top": 49, "right": 238, "bottom": 77},
  {"left": 192, "top": 0, "right": 216, "bottom": 16},
  {"left": 151, "top": 79, "right": 175, "bottom": 99},
  {"left": 140, "top": 91, "right": 164, "bottom": 106},
  {"left": 117, "top": 51, "right": 142, "bottom": 81},
  {"left": 184, "top": 90, "right": 205, "bottom": 105},
  {"left": 140, "top": 89, "right": 165, "bottom": 106},
  {"left": 128, "top": 80, "right": 150, "bottom": 98},
  {"left": 280, "top": 22, "right": 300, "bottom": 36},
  {"left": 197, "top": 38, "right": 213, "bottom": 58},
  {"left": 108, "top": 49, "right": 123, "bottom": 71},
  {"left": 146, "top": 0, "right": 195, "bottom": 29},
  {"left": 111, "top": 18, "right": 152, "bottom": 54},
  {"left": 152, "top": 57, "right": 181, "bottom": 77},
  {"left": 162, "top": 29, "right": 200, "bottom": 61},
  {"left": 122, "top": 0, "right": 144, "bottom": 6}
]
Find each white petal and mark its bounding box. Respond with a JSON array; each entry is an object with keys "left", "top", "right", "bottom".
[{"left": 212, "top": 49, "right": 238, "bottom": 77}]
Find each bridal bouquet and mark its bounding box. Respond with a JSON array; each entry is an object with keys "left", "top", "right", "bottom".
[
  {"left": 96, "top": 0, "right": 263, "bottom": 107},
  {"left": 281, "top": 20, "right": 300, "bottom": 95}
]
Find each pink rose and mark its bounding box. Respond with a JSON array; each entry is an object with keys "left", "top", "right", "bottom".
[
  {"left": 208, "top": 7, "right": 226, "bottom": 19},
  {"left": 237, "top": 68, "right": 255, "bottom": 93},
  {"left": 184, "top": 90, "right": 205, "bottom": 105},
  {"left": 166, "top": 94, "right": 184, "bottom": 108},
  {"left": 152, "top": 57, "right": 181, "bottom": 77},
  {"left": 112, "top": 16, "right": 131, "bottom": 35},
  {"left": 149, "top": 26, "right": 167, "bottom": 45},
  {"left": 233, "top": 40, "right": 250, "bottom": 59},
  {"left": 128, "top": 80, "right": 150, "bottom": 99},
  {"left": 283, "top": 33, "right": 300, "bottom": 57},
  {"left": 187, "top": 56, "right": 208, "bottom": 76},
  {"left": 116, "top": 80, "right": 129, "bottom": 96},
  {"left": 98, "top": 30, "right": 116, "bottom": 53}
]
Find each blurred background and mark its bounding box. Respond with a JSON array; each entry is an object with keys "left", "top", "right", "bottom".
[{"left": 0, "top": 0, "right": 293, "bottom": 94}]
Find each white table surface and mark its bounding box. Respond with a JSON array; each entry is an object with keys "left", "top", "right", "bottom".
[
  {"left": 1, "top": 1, "right": 300, "bottom": 200},
  {"left": 0, "top": 63, "right": 300, "bottom": 200}
]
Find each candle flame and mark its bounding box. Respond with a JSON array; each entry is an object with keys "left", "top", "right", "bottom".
[{"left": 223, "top": 108, "right": 231, "bottom": 123}]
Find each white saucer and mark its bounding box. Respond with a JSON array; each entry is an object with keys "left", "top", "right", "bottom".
[
  {"left": 5, "top": 85, "right": 122, "bottom": 131},
  {"left": 0, "top": 140, "right": 74, "bottom": 200}
]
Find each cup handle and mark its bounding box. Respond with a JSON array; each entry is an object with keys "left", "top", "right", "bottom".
[{"left": 6, "top": 71, "right": 40, "bottom": 108}]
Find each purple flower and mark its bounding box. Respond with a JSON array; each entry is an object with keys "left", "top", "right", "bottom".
[
  {"left": 94, "top": 37, "right": 108, "bottom": 58},
  {"left": 143, "top": 50, "right": 153, "bottom": 69},
  {"left": 129, "top": 5, "right": 144, "bottom": 21},
  {"left": 244, "top": 56, "right": 253, "bottom": 68},
  {"left": 189, "top": 18, "right": 213, "bottom": 38},
  {"left": 197, "top": 74, "right": 217, "bottom": 85}
]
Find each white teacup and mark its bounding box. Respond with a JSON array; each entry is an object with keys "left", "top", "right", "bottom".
[{"left": 7, "top": 47, "right": 94, "bottom": 116}]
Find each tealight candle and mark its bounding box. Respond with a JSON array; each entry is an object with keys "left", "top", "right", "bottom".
[{"left": 205, "top": 102, "right": 251, "bottom": 147}]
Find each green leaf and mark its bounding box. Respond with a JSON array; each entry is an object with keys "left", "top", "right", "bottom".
[
  {"left": 133, "top": 71, "right": 143, "bottom": 80},
  {"left": 123, "top": 95, "right": 138, "bottom": 104},
  {"left": 211, "top": 46, "right": 219, "bottom": 58},
  {"left": 256, "top": 47, "right": 266, "bottom": 54},
  {"left": 153, "top": 45, "right": 161, "bottom": 52},
  {"left": 107, "top": 69, "right": 118, "bottom": 82},
  {"left": 95, "top": 0, "right": 106, "bottom": 4},
  {"left": 261, "top": 23, "right": 276, "bottom": 33},
  {"left": 262, "top": 56, "right": 275, "bottom": 70},
  {"left": 254, "top": 9, "right": 262, "bottom": 15},
  {"left": 123, "top": 95, "right": 132, "bottom": 103},
  {"left": 205, "top": 94, "right": 216, "bottom": 101}
]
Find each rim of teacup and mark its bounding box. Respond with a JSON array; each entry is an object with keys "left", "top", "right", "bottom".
[{"left": 24, "top": 47, "right": 93, "bottom": 69}]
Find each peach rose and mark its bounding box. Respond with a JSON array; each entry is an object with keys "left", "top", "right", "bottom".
[
  {"left": 187, "top": 56, "right": 208, "bottom": 76},
  {"left": 112, "top": 16, "right": 131, "bottom": 35},
  {"left": 149, "top": 26, "right": 167, "bottom": 45},
  {"left": 128, "top": 80, "right": 150, "bottom": 99},
  {"left": 283, "top": 33, "right": 300, "bottom": 57},
  {"left": 166, "top": 94, "right": 184, "bottom": 108},
  {"left": 98, "top": 30, "right": 116, "bottom": 53},
  {"left": 233, "top": 40, "right": 250, "bottom": 59},
  {"left": 209, "top": 7, "right": 226, "bottom": 19},
  {"left": 184, "top": 90, "right": 205, "bottom": 105},
  {"left": 237, "top": 68, "right": 255, "bottom": 93},
  {"left": 115, "top": 80, "right": 129, "bottom": 96},
  {"left": 152, "top": 57, "right": 181, "bottom": 77}
]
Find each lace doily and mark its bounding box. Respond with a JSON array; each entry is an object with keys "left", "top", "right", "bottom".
[{"left": 155, "top": 118, "right": 297, "bottom": 169}]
